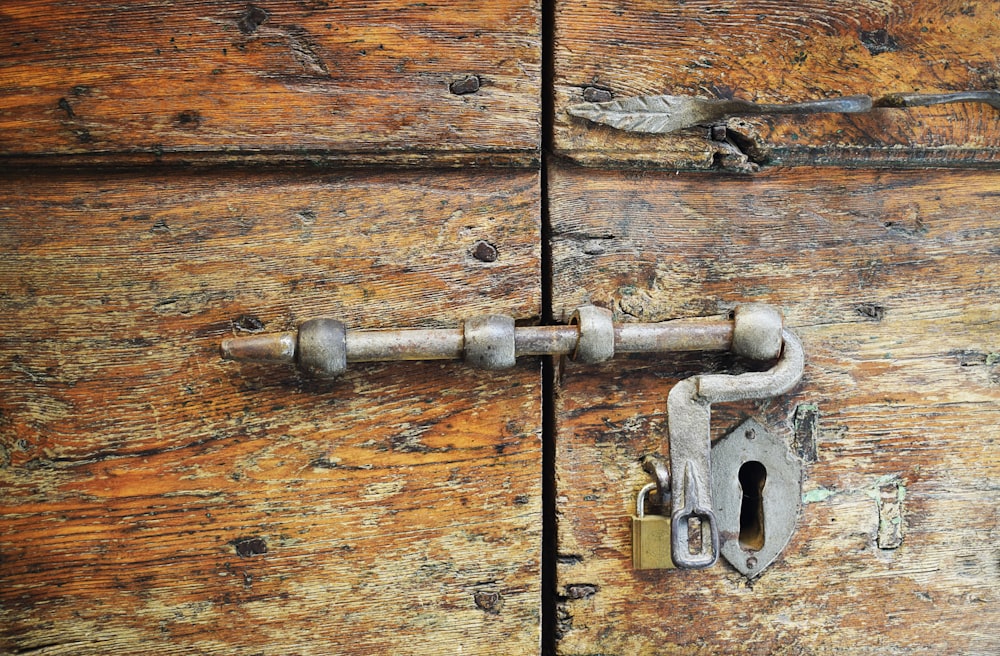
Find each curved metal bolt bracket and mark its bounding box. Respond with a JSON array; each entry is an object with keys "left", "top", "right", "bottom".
[
  {"left": 667, "top": 328, "right": 805, "bottom": 569},
  {"left": 572, "top": 305, "right": 615, "bottom": 364},
  {"left": 298, "top": 318, "right": 347, "bottom": 378},
  {"left": 463, "top": 314, "right": 516, "bottom": 370}
]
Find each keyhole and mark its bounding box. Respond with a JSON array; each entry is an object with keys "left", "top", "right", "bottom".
[{"left": 738, "top": 461, "right": 767, "bottom": 551}]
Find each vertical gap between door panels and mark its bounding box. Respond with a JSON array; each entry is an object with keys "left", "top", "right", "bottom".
[{"left": 540, "top": 0, "right": 557, "bottom": 652}]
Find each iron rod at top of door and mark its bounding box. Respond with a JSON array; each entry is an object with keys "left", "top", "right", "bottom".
[
  {"left": 567, "top": 90, "right": 1000, "bottom": 134},
  {"left": 220, "top": 303, "right": 787, "bottom": 379}
]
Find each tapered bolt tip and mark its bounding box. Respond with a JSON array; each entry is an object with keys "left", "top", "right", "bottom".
[
  {"left": 220, "top": 332, "right": 297, "bottom": 364},
  {"left": 571, "top": 305, "right": 615, "bottom": 364}
]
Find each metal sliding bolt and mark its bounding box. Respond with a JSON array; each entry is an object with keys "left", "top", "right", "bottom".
[{"left": 220, "top": 303, "right": 784, "bottom": 379}]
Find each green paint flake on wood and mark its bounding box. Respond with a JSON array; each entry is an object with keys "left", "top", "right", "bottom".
[{"left": 802, "top": 487, "right": 835, "bottom": 504}]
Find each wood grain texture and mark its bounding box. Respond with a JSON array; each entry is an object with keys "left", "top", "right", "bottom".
[
  {"left": 550, "top": 162, "right": 1000, "bottom": 654},
  {"left": 0, "top": 0, "right": 540, "bottom": 167},
  {"left": 554, "top": 0, "right": 1000, "bottom": 169},
  {"left": 0, "top": 169, "right": 542, "bottom": 654}
]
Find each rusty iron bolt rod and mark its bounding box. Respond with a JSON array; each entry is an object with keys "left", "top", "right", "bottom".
[{"left": 220, "top": 303, "right": 784, "bottom": 378}]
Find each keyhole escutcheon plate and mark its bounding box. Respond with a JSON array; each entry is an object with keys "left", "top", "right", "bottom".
[{"left": 712, "top": 419, "right": 803, "bottom": 577}]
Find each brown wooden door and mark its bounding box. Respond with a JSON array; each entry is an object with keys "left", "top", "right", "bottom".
[
  {"left": 0, "top": 2, "right": 543, "bottom": 654},
  {"left": 550, "top": 1, "right": 1000, "bottom": 654},
  {"left": 3, "top": 2, "right": 1000, "bottom": 655}
]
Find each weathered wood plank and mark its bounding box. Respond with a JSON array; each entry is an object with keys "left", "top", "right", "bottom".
[
  {"left": 0, "top": 1, "right": 540, "bottom": 166},
  {"left": 554, "top": 0, "right": 1000, "bottom": 169},
  {"left": 550, "top": 162, "right": 1000, "bottom": 654},
  {"left": 0, "top": 169, "right": 542, "bottom": 654}
]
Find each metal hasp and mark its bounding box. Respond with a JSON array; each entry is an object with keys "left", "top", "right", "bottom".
[
  {"left": 667, "top": 304, "right": 805, "bottom": 569},
  {"left": 712, "top": 419, "right": 802, "bottom": 578}
]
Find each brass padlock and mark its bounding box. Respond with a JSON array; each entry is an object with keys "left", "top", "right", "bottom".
[{"left": 632, "top": 482, "right": 675, "bottom": 570}]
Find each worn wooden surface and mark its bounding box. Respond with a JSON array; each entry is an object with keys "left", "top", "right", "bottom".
[
  {"left": 0, "top": 169, "right": 542, "bottom": 654},
  {"left": 0, "top": 0, "right": 540, "bottom": 167},
  {"left": 554, "top": 0, "right": 1000, "bottom": 169},
  {"left": 550, "top": 162, "right": 1000, "bottom": 654}
]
